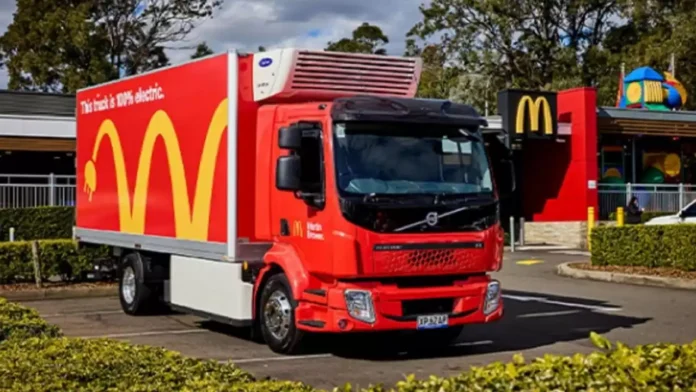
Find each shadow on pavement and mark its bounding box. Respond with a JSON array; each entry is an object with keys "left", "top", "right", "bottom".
[
  {"left": 191, "top": 289, "right": 650, "bottom": 361},
  {"left": 323, "top": 289, "right": 649, "bottom": 360}
]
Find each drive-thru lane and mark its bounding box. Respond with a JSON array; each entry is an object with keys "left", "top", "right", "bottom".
[{"left": 21, "top": 251, "right": 696, "bottom": 390}]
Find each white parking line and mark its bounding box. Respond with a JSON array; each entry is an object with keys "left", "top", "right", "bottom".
[
  {"left": 42, "top": 310, "right": 124, "bottom": 318},
  {"left": 502, "top": 294, "right": 622, "bottom": 312},
  {"left": 452, "top": 340, "right": 493, "bottom": 347},
  {"left": 82, "top": 329, "right": 208, "bottom": 339},
  {"left": 227, "top": 354, "right": 333, "bottom": 364}
]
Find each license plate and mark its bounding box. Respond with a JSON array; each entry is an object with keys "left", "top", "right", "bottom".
[{"left": 416, "top": 314, "right": 449, "bottom": 330}]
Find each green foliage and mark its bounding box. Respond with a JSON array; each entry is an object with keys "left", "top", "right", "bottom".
[
  {"left": 0, "top": 0, "right": 222, "bottom": 93},
  {"left": 350, "top": 333, "right": 696, "bottom": 391},
  {"left": 0, "top": 240, "right": 110, "bottom": 284},
  {"left": 0, "top": 206, "right": 74, "bottom": 241},
  {"left": 326, "top": 23, "right": 389, "bottom": 55},
  {"left": 591, "top": 224, "right": 696, "bottom": 270},
  {"left": 0, "top": 297, "right": 61, "bottom": 343},
  {"left": 2, "top": 297, "right": 696, "bottom": 391},
  {"left": 0, "top": 336, "right": 317, "bottom": 391},
  {"left": 607, "top": 210, "right": 674, "bottom": 223},
  {"left": 191, "top": 41, "right": 214, "bottom": 59}
]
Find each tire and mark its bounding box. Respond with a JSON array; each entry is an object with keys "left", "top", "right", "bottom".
[
  {"left": 258, "top": 273, "right": 305, "bottom": 354},
  {"left": 119, "top": 253, "right": 157, "bottom": 316}
]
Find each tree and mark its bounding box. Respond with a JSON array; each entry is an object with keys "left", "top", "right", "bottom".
[
  {"left": 0, "top": 0, "right": 223, "bottom": 93},
  {"left": 257, "top": 46, "right": 267, "bottom": 52},
  {"left": 326, "top": 22, "right": 389, "bottom": 54},
  {"left": 407, "top": 0, "right": 622, "bottom": 113},
  {"left": 191, "top": 42, "right": 214, "bottom": 59},
  {"left": 0, "top": 0, "right": 112, "bottom": 92},
  {"left": 405, "top": 39, "right": 461, "bottom": 100}
]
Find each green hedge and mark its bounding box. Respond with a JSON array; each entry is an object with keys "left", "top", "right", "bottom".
[
  {"left": 607, "top": 210, "right": 673, "bottom": 224},
  {"left": 0, "top": 297, "right": 61, "bottom": 343},
  {"left": 2, "top": 299, "right": 696, "bottom": 391},
  {"left": 0, "top": 337, "right": 313, "bottom": 391},
  {"left": 358, "top": 334, "right": 696, "bottom": 391},
  {"left": 591, "top": 225, "right": 696, "bottom": 270},
  {"left": 0, "top": 206, "right": 74, "bottom": 241},
  {"left": 0, "top": 240, "right": 110, "bottom": 284}
]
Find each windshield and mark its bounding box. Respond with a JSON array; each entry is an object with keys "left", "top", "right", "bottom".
[{"left": 333, "top": 122, "right": 493, "bottom": 196}]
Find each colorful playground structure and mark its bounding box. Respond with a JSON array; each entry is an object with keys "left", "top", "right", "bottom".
[{"left": 616, "top": 66, "right": 688, "bottom": 111}]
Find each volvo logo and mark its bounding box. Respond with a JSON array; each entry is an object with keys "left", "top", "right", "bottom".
[{"left": 425, "top": 212, "right": 439, "bottom": 226}]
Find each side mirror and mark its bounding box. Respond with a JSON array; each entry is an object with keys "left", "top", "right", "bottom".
[
  {"left": 278, "top": 125, "right": 302, "bottom": 150},
  {"left": 275, "top": 155, "right": 301, "bottom": 191},
  {"left": 679, "top": 210, "right": 685, "bottom": 219}
]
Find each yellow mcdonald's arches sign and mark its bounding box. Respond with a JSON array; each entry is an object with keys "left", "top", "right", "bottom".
[
  {"left": 82, "top": 98, "right": 228, "bottom": 241},
  {"left": 515, "top": 95, "right": 553, "bottom": 135},
  {"left": 291, "top": 220, "right": 303, "bottom": 237}
]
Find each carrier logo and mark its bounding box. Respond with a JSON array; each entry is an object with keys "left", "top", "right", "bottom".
[
  {"left": 258, "top": 57, "right": 273, "bottom": 68},
  {"left": 515, "top": 95, "right": 553, "bottom": 135},
  {"left": 82, "top": 99, "right": 228, "bottom": 241}
]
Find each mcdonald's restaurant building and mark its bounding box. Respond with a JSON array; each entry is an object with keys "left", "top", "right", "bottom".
[{"left": 487, "top": 86, "right": 696, "bottom": 248}]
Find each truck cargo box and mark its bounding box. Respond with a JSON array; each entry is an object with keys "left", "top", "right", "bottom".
[{"left": 75, "top": 52, "right": 248, "bottom": 260}]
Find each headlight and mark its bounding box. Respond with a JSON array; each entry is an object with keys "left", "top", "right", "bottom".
[
  {"left": 483, "top": 280, "right": 501, "bottom": 315},
  {"left": 344, "top": 289, "right": 375, "bottom": 324}
]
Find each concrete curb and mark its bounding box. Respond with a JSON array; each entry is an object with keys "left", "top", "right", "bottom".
[
  {"left": 557, "top": 262, "right": 696, "bottom": 291},
  {"left": 0, "top": 286, "right": 118, "bottom": 302}
]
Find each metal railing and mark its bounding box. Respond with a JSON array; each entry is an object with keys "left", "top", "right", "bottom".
[
  {"left": 598, "top": 183, "right": 696, "bottom": 218},
  {"left": 0, "top": 174, "right": 76, "bottom": 209}
]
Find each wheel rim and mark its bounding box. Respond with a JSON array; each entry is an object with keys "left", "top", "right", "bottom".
[
  {"left": 121, "top": 266, "right": 136, "bottom": 304},
  {"left": 263, "top": 290, "right": 292, "bottom": 341}
]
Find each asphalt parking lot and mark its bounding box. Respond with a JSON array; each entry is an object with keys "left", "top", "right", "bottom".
[{"left": 21, "top": 251, "right": 696, "bottom": 390}]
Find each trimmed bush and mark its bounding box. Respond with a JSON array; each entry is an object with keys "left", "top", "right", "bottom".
[
  {"left": 0, "top": 206, "right": 74, "bottom": 241},
  {"left": 607, "top": 210, "right": 673, "bottom": 224},
  {"left": 0, "top": 337, "right": 314, "bottom": 391},
  {"left": 0, "top": 240, "right": 110, "bottom": 284},
  {"left": 356, "top": 333, "right": 696, "bottom": 391},
  {"left": 2, "top": 299, "right": 696, "bottom": 391},
  {"left": 0, "top": 297, "right": 61, "bottom": 342},
  {"left": 591, "top": 224, "right": 696, "bottom": 270}
]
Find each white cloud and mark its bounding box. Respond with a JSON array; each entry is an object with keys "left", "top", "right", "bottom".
[{"left": 0, "top": 0, "right": 429, "bottom": 89}]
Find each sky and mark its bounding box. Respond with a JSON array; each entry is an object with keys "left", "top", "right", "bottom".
[{"left": 0, "top": 0, "right": 431, "bottom": 89}]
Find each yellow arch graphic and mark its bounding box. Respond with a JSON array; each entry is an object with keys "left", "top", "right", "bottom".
[
  {"left": 515, "top": 96, "right": 553, "bottom": 135},
  {"left": 83, "top": 98, "right": 228, "bottom": 241}
]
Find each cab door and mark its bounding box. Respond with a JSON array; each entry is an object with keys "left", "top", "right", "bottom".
[{"left": 271, "top": 106, "right": 337, "bottom": 277}]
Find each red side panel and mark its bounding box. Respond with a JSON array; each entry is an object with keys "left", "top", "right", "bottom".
[{"left": 76, "top": 55, "right": 229, "bottom": 243}]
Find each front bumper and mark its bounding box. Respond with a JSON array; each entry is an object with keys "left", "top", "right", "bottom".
[{"left": 295, "top": 275, "right": 503, "bottom": 333}]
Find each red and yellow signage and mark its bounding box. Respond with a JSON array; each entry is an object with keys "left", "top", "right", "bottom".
[{"left": 76, "top": 55, "right": 229, "bottom": 242}]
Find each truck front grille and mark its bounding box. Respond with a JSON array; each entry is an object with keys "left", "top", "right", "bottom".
[
  {"left": 372, "top": 248, "right": 487, "bottom": 274},
  {"left": 402, "top": 298, "right": 454, "bottom": 317}
]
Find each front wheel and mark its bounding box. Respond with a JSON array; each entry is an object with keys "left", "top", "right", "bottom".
[{"left": 259, "top": 273, "right": 305, "bottom": 354}]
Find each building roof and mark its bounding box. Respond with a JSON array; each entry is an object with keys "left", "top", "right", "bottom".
[
  {"left": 0, "top": 90, "right": 75, "bottom": 118},
  {"left": 597, "top": 106, "right": 696, "bottom": 136}
]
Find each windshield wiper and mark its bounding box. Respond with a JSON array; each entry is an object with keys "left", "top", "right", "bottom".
[
  {"left": 360, "top": 193, "right": 424, "bottom": 204},
  {"left": 432, "top": 193, "right": 494, "bottom": 205}
]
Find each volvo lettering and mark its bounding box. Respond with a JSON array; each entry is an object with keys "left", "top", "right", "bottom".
[{"left": 75, "top": 48, "right": 515, "bottom": 354}]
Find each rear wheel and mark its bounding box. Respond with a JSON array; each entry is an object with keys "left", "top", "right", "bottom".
[
  {"left": 259, "top": 273, "right": 305, "bottom": 354},
  {"left": 119, "top": 253, "right": 158, "bottom": 315}
]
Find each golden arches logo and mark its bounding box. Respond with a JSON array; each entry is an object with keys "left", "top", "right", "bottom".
[
  {"left": 291, "top": 220, "right": 303, "bottom": 237},
  {"left": 83, "top": 99, "right": 228, "bottom": 241},
  {"left": 515, "top": 96, "right": 553, "bottom": 135}
]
